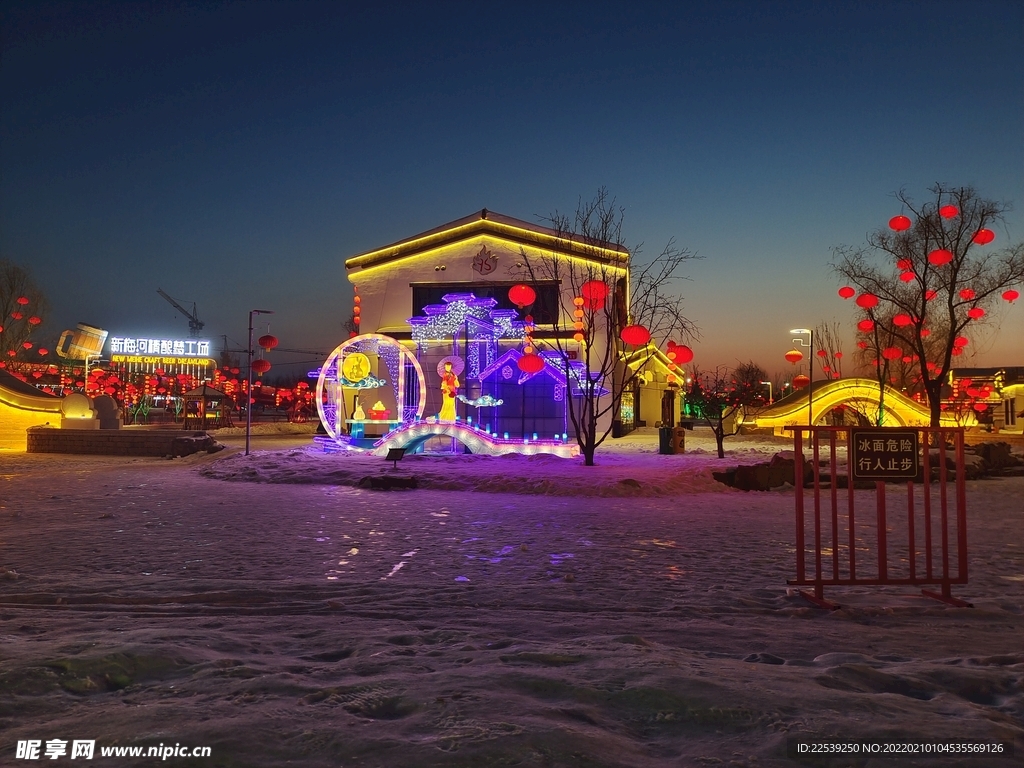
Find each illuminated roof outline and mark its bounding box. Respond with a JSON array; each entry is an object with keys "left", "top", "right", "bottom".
[{"left": 345, "top": 209, "right": 630, "bottom": 273}]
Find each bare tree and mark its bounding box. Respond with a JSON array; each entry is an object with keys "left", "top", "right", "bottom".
[
  {"left": 0, "top": 259, "right": 49, "bottom": 370},
  {"left": 833, "top": 184, "right": 1024, "bottom": 426},
  {"left": 514, "top": 189, "right": 699, "bottom": 465},
  {"left": 813, "top": 321, "right": 845, "bottom": 381},
  {"left": 685, "top": 362, "right": 765, "bottom": 458}
]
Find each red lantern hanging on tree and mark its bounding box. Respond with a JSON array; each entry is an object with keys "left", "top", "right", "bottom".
[
  {"left": 899, "top": 271, "right": 915, "bottom": 283},
  {"left": 928, "top": 249, "right": 953, "bottom": 266},
  {"left": 939, "top": 205, "right": 959, "bottom": 218},
  {"left": 619, "top": 324, "right": 651, "bottom": 347},
  {"left": 882, "top": 346, "right": 902, "bottom": 361},
  {"left": 508, "top": 284, "right": 536, "bottom": 308},
  {"left": 1003, "top": 289, "right": 1020, "bottom": 303},
  {"left": 972, "top": 229, "right": 995, "bottom": 245},
  {"left": 967, "top": 307, "right": 985, "bottom": 319},
  {"left": 959, "top": 288, "right": 975, "bottom": 300},
  {"left": 857, "top": 319, "right": 875, "bottom": 332},
  {"left": 855, "top": 293, "right": 879, "bottom": 309},
  {"left": 837, "top": 286, "right": 855, "bottom": 299},
  {"left": 888, "top": 215, "right": 911, "bottom": 231},
  {"left": 893, "top": 313, "right": 913, "bottom": 327},
  {"left": 517, "top": 352, "right": 544, "bottom": 374},
  {"left": 15, "top": 296, "right": 29, "bottom": 305},
  {"left": 580, "top": 280, "right": 608, "bottom": 309}
]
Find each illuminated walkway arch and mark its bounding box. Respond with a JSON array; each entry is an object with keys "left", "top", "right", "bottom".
[
  {"left": 373, "top": 421, "right": 580, "bottom": 459},
  {"left": 750, "top": 377, "right": 966, "bottom": 432},
  {"left": 316, "top": 333, "right": 427, "bottom": 442}
]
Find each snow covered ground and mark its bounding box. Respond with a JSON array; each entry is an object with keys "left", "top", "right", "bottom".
[{"left": 0, "top": 428, "right": 1021, "bottom": 767}]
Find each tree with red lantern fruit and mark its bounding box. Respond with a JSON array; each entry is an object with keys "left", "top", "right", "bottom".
[
  {"left": 833, "top": 184, "right": 1024, "bottom": 426},
  {"left": 0, "top": 259, "right": 49, "bottom": 370},
  {"left": 512, "top": 188, "right": 698, "bottom": 465}
]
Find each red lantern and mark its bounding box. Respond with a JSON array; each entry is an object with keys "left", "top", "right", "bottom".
[
  {"left": 28, "top": 316, "right": 41, "bottom": 325},
  {"left": 231, "top": 367, "right": 240, "bottom": 375},
  {"left": 838, "top": 286, "right": 855, "bottom": 299},
  {"left": 951, "top": 347, "right": 963, "bottom": 357},
  {"left": 959, "top": 288, "right": 975, "bottom": 300},
  {"left": 967, "top": 307, "right": 985, "bottom": 319},
  {"left": 38, "top": 348, "right": 48, "bottom": 355},
  {"left": 893, "top": 313, "right": 913, "bottom": 327},
  {"left": 252, "top": 359, "right": 271, "bottom": 376},
  {"left": 902, "top": 356, "right": 912, "bottom": 364},
  {"left": 11, "top": 311, "right": 23, "bottom": 320},
  {"left": 925, "top": 289, "right": 938, "bottom": 301},
  {"left": 939, "top": 205, "right": 959, "bottom": 218},
  {"left": 508, "top": 284, "right": 536, "bottom": 308},
  {"left": 258, "top": 334, "right": 279, "bottom": 351},
  {"left": 857, "top": 319, "right": 875, "bottom": 332},
  {"left": 953, "top": 336, "right": 969, "bottom": 348},
  {"left": 855, "top": 293, "right": 879, "bottom": 309},
  {"left": 516, "top": 352, "right": 544, "bottom": 374},
  {"left": 1003, "top": 289, "right": 1020, "bottom": 303},
  {"left": 882, "top": 346, "right": 902, "bottom": 360},
  {"left": 888, "top": 215, "right": 911, "bottom": 231},
  {"left": 896, "top": 258, "right": 913, "bottom": 270},
  {"left": 857, "top": 341, "right": 868, "bottom": 349},
  {"left": 785, "top": 349, "right": 803, "bottom": 364},
  {"left": 580, "top": 280, "right": 609, "bottom": 302},
  {"left": 16, "top": 296, "right": 29, "bottom": 305},
  {"left": 792, "top": 374, "right": 810, "bottom": 388},
  {"left": 899, "top": 271, "right": 915, "bottom": 283},
  {"left": 22, "top": 341, "right": 32, "bottom": 350},
  {"left": 619, "top": 324, "right": 651, "bottom": 347},
  {"left": 816, "top": 349, "right": 827, "bottom": 357},
  {"left": 974, "top": 402, "right": 989, "bottom": 412},
  {"left": 972, "top": 229, "right": 995, "bottom": 245},
  {"left": 835, "top": 352, "right": 843, "bottom": 359},
  {"left": 673, "top": 344, "right": 694, "bottom": 364},
  {"left": 920, "top": 328, "right": 930, "bottom": 337},
  {"left": 927, "top": 249, "right": 953, "bottom": 266}
]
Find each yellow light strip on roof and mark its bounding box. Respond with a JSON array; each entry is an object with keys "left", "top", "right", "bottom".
[{"left": 346, "top": 220, "right": 629, "bottom": 271}]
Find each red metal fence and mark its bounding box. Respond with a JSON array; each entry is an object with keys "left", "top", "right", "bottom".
[{"left": 786, "top": 426, "right": 970, "bottom": 609}]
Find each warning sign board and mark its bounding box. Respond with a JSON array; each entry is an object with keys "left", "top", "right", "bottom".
[{"left": 850, "top": 428, "right": 919, "bottom": 481}]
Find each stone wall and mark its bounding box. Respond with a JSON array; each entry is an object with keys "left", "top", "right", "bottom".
[{"left": 27, "top": 427, "right": 219, "bottom": 457}]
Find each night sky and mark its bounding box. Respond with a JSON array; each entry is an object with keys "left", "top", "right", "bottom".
[{"left": 2, "top": 0, "right": 1022, "bottom": 378}]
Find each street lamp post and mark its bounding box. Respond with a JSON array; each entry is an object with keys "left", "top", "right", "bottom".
[
  {"left": 790, "top": 328, "right": 814, "bottom": 426},
  {"left": 246, "top": 309, "right": 274, "bottom": 456},
  {"left": 760, "top": 380, "right": 772, "bottom": 405}
]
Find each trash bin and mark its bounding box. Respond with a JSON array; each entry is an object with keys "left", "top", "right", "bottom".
[
  {"left": 672, "top": 426, "right": 686, "bottom": 453},
  {"left": 658, "top": 426, "right": 675, "bottom": 455}
]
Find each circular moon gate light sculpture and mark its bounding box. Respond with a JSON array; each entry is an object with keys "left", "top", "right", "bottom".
[{"left": 316, "top": 333, "right": 427, "bottom": 442}]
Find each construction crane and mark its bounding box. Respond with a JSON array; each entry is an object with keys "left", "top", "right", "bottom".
[{"left": 157, "top": 289, "right": 205, "bottom": 337}]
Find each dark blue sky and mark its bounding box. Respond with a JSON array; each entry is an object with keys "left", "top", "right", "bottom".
[{"left": 2, "top": 0, "right": 1022, "bottom": 375}]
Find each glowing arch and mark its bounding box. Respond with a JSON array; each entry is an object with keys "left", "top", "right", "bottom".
[
  {"left": 316, "top": 334, "right": 427, "bottom": 441},
  {"left": 373, "top": 421, "right": 579, "bottom": 459},
  {"left": 750, "top": 377, "right": 967, "bottom": 433}
]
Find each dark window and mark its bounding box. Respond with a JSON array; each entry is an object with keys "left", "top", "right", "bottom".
[{"left": 412, "top": 282, "right": 561, "bottom": 324}]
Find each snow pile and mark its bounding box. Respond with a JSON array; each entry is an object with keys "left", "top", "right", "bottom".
[{"left": 200, "top": 428, "right": 796, "bottom": 496}]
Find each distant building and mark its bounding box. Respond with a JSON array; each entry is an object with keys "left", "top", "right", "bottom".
[{"left": 948, "top": 367, "right": 1024, "bottom": 434}]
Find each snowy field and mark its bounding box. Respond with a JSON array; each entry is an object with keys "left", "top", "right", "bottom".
[{"left": 0, "top": 428, "right": 1021, "bottom": 767}]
